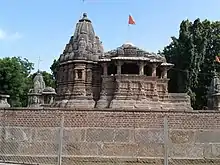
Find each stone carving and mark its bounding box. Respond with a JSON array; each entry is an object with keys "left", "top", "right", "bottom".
[
  {"left": 28, "top": 71, "right": 56, "bottom": 107},
  {"left": 0, "top": 94, "right": 10, "bottom": 108},
  {"left": 87, "top": 40, "right": 93, "bottom": 52},
  {"left": 68, "top": 44, "right": 73, "bottom": 53},
  {"left": 78, "top": 38, "right": 86, "bottom": 54}
]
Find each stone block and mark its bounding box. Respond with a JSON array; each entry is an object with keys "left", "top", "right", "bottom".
[
  {"left": 34, "top": 128, "right": 59, "bottom": 142},
  {"left": 137, "top": 143, "right": 164, "bottom": 157},
  {"left": 114, "top": 129, "right": 130, "bottom": 143},
  {"left": 195, "top": 130, "right": 220, "bottom": 143},
  {"left": 18, "top": 142, "right": 56, "bottom": 155},
  {"left": 98, "top": 143, "right": 139, "bottom": 157},
  {"left": 86, "top": 128, "right": 114, "bottom": 142},
  {"left": 62, "top": 142, "right": 81, "bottom": 155},
  {"left": 204, "top": 144, "right": 220, "bottom": 158},
  {"left": 135, "top": 129, "right": 164, "bottom": 144},
  {"left": 3, "top": 127, "right": 33, "bottom": 142},
  {"left": 80, "top": 142, "right": 99, "bottom": 156},
  {"left": 62, "top": 142, "right": 99, "bottom": 156},
  {"left": 0, "top": 141, "right": 19, "bottom": 154},
  {"left": 169, "top": 130, "right": 195, "bottom": 144},
  {"left": 63, "top": 128, "right": 85, "bottom": 143},
  {"left": 170, "top": 144, "right": 205, "bottom": 158}
]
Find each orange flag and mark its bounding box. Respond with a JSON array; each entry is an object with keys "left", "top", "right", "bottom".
[
  {"left": 128, "top": 15, "right": 135, "bottom": 25},
  {"left": 216, "top": 56, "right": 220, "bottom": 63}
]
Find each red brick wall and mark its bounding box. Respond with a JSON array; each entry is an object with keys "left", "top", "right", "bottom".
[{"left": 0, "top": 108, "right": 220, "bottom": 129}]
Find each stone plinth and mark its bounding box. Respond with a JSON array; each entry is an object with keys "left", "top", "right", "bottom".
[
  {"left": 0, "top": 94, "right": 10, "bottom": 108},
  {"left": 212, "top": 93, "right": 220, "bottom": 110},
  {"left": 96, "top": 75, "right": 116, "bottom": 108}
]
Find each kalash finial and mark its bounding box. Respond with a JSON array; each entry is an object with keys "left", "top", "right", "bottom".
[
  {"left": 83, "top": 13, "right": 87, "bottom": 18},
  {"left": 79, "top": 12, "right": 91, "bottom": 22}
]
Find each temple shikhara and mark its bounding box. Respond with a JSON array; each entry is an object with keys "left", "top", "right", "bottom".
[{"left": 52, "top": 13, "right": 192, "bottom": 110}]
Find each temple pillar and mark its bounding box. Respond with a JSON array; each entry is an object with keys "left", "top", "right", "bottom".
[
  {"left": 82, "top": 69, "right": 85, "bottom": 80},
  {"left": 138, "top": 61, "right": 145, "bottom": 75},
  {"left": 161, "top": 68, "right": 168, "bottom": 78},
  {"left": 116, "top": 61, "right": 123, "bottom": 74},
  {"left": 102, "top": 63, "right": 108, "bottom": 75},
  {"left": 74, "top": 69, "right": 78, "bottom": 79},
  {"left": 151, "top": 64, "right": 157, "bottom": 77}
]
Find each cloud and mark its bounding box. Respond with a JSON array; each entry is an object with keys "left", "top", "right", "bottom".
[{"left": 0, "top": 28, "right": 22, "bottom": 41}]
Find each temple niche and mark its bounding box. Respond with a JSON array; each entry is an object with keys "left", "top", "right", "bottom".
[
  {"left": 28, "top": 71, "right": 56, "bottom": 107},
  {"left": 54, "top": 13, "right": 192, "bottom": 111}
]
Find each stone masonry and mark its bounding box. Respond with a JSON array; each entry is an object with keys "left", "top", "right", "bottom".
[{"left": 0, "top": 108, "right": 220, "bottom": 165}]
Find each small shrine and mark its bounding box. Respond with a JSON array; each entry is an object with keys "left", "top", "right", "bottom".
[
  {"left": 207, "top": 72, "right": 220, "bottom": 110},
  {"left": 0, "top": 93, "right": 10, "bottom": 108},
  {"left": 28, "top": 71, "right": 56, "bottom": 107}
]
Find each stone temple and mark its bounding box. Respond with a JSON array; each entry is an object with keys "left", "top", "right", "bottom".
[{"left": 54, "top": 13, "right": 192, "bottom": 110}]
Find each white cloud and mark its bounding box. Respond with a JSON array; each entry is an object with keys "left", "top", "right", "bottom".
[{"left": 0, "top": 28, "right": 22, "bottom": 41}]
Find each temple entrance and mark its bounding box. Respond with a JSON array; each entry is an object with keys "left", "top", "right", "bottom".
[
  {"left": 108, "top": 64, "right": 117, "bottom": 75},
  {"left": 121, "top": 63, "right": 139, "bottom": 74},
  {"left": 156, "top": 67, "right": 162, "bottom": 78},
  {"left": 144, "top": 65, "right": 152, "bottom": 76}
]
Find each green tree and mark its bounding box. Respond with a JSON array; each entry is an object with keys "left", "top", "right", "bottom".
[
  {"left": 0, "top": 57, "right": 34, "bottom": 107},
  {"left": 50, "top": 59, "right": 59, "bottom": 88},
  {"left": 163, "top": 19, "right": 220, "bottom": 109}
]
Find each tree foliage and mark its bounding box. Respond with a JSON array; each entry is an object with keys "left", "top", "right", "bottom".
[
  {"left": 0, "top": 56, "right": 57, "bottom": 107},
  {"left": 0, "top": 57, "right": 34, "bottom": 107},
  {"left": 50, "top": 59, "right": 59, "bottom": 88},
  {"left": 163, "top": 19, "right": 220, "bottom": 109}
]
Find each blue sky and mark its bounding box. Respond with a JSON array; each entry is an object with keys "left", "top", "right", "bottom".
[{"left": 1, "top": 0, "right": 220, "bottom": 72}]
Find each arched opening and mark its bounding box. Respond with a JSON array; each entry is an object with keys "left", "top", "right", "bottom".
[
  {"left": 144, "top": 65, "right": 152, "bottom": 76},
  {"left": 108, "top": 63, "right": 117, "bottom": 75},
  {"left": 156, "top": 67, "right": 162, "bottom": 78},
  {"left": 121, "top": 63, "right": 139, "bottom": 74}
]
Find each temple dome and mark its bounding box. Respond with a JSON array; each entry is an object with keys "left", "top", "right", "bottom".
[
  {"left": 122, "top": 42, "right": 135, "bottom": 48},
  {"left": 102, "top": 43, "right": 167, "bottom": 63},
  {"left": 59, "top": 13, "right": 104, "bottom": 63}
]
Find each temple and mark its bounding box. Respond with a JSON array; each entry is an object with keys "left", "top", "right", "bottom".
[
  {"left": 28, "top": 71, "right": 56, "bottom": 107},
  {"left": 54, "top": 13, "right": 192, "bottom": 110}
]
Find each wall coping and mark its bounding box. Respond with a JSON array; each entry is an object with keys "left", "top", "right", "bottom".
[{"left": 0, "top": 107, "right": 220, "bottom": 114}]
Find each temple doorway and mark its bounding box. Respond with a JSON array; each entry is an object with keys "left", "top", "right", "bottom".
[{"left": 121, "top": 63, "right": 139, "bottom": 74}]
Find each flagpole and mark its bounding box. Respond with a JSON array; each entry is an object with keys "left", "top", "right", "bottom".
[
  {"left": 127, "top": 23, "right": 130, "bottom": 43},
  {"left": 127, "top": 14, "right": 135, "bottom": 44}
]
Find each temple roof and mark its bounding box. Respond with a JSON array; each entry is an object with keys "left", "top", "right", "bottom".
[
  {"left": 99, "top": 43, "right": 171, "bottom": 65},
  {"left": 59, "top": 13, "right": 104, "bottom": 63}
]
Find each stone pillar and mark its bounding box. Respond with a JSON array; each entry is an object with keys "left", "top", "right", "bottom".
[
  {"left": 161, "top": 68, "right": 168, "bottom": 78},
  {"left": 116, "top": 61, "right": 123, "bottom": 75},
  {"left": 74, "top": 69, "right": 78, "bottom": 79},
  {"left": 102, "top": 63, "right": 108, "bottom": 75},
  {"left": 151, "top": 64, "right": 157, "bottom": 77},
  {"left": 82, "top": 69, "right": 85, "bottom": 80},
  {"left": 138, "top": 62, "right": 144, "bottom": 75}
]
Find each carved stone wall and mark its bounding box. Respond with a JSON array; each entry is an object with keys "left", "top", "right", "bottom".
[
  {"left": 95, "top": 75, "right": 191, "bottom": 110},
  {"left": 0, "top": 108, "right": 220, "bottom": 164}
]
